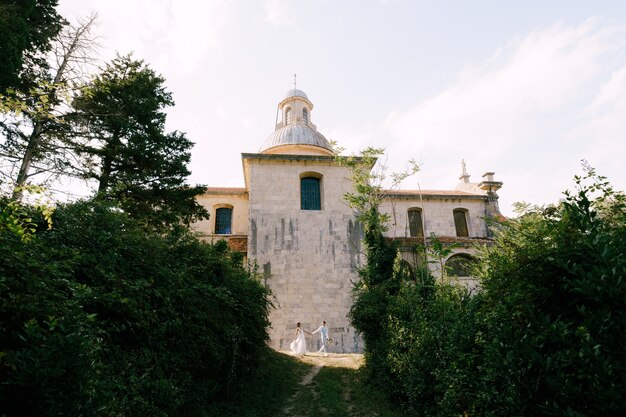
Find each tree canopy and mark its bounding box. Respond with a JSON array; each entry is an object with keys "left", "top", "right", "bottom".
[
  {"left": 1, "top": 15, "right": 97, "bottom": 195},
  {"left": 353, "top": 164, "right": 626, "bottom": 417},
  {"left": 0, "top": 0, "right": 65, "bottom": 94},
  {"left": 0, "top": 200, "right": 270, "bottom": 415},
  {"left": 72, "top": 54, "right": 208, "bottom": 228}
]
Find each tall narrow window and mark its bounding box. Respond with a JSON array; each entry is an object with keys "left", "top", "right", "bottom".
[
  {"left": 397, "top": 259, "right": 414, "bottom": 281},
  {"left": 301, "top": 177, "right": 321, "bottom": 210},
  {"left": 302, "top": 108, "right": 308, "bottom": 124},
  {"left": 453, "top": 209, "right": 469, "bottom": 237},
  {"left": 215, "top": 207, "right": 232, "bottom": 234},
  {"left": 285, "top": 107, "right": 292, "bottom": 124},
  {"left": 408, "top": 208, "right": 424, "bottom": 237}
]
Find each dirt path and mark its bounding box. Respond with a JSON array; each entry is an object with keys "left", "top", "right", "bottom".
[
  {"left": 278, "top": 352, "right": 365, "bottom": 417},
  {"left": 286, "top": 351, "right": 365, "bottom": 369}
]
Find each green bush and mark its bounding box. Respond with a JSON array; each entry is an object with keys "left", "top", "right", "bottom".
[
  {"left": 352, "top": 167, "right": 626, "bottom": 416},
  {"left": 473, "top": 168, "right": 626, "bottom": 416},
  {"left": 0, "top": 229, "right": 103, "bottom": 416},
  {"left": 384, "top": 283, "right": 481, "bottom": 417},
  {"left": 349, "top": 207, "right": 400, "bottom": 388},
  {"left": 0, "top": 200, "right": 271, "bottom": 416}
]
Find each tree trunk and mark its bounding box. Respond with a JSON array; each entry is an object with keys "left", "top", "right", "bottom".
[
  {"left": 12, "top": 122, "right": 44, "bottom": 199},
  {"left": 10, "top": 15, "right": 97, "bottom": 200}
]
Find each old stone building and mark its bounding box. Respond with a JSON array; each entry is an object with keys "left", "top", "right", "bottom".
[{"left": 193, "top": 89, "right": 503, "bottom": 353}]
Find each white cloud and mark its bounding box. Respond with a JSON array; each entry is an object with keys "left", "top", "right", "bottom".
[
  {"left": 591, "top": 64, "right": 626, "bottom": 108},
  {"left": 264, "top": 0, "right": 296, "bottom": 27},
  {"left": 215, "top": 102, "right": 227, "bottom": 120},
  {"left": 380, "top": 20, "right": 626, "bottom": 215},
  {"left": 387, "top": 21, "right": 618, "bottom": 155},
  {"left": 570, "top": 62, "right": 626, "bottom": 185},
  {"left": 59, "top": 0, "right": 234, "bottom": 76},
  {"left": 323, "top": 126, "right": 379, "bottom": 154}
]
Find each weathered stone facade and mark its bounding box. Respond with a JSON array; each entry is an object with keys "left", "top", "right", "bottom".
[
  {"left": 244, "top": 154, "right": 363, "bottom": 352},
  {"left": 193, "top": 89, "right": 503, "bottom": 353}
]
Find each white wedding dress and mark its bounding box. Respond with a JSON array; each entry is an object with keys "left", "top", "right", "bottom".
[{"left": 289, "top": 328, "right": 307, "bottom": 355}]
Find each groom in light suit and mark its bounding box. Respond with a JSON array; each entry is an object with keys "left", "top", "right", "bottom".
[{"left": 312, "top": 321, "right": 329, "bottom": 355}]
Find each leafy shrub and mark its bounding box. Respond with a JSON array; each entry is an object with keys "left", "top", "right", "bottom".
[
  {"left": 384, "top": 283, "right": 481, "bottom": 417},
  {"left": 349, "top": 207, "right": 400, "bottom": 388},
  {"left": 352, "top": 166, "right": 626, "bottom": 416},
  {"left": 473, "top": 167, "right": 626, "bottom": 416},
  {"left": 0, "top": 200, "right": 271, "bottom": 416},
  {"left": 0, "top": 229, "right": 103, "bottom": 416}
]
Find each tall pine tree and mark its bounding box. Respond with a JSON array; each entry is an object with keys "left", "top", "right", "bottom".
[{"left": 73, "top": 54, "right": 208, "bottom": 229}]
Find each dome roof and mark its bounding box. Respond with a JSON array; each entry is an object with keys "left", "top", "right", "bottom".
[
  {"left": 283, "top": 89, "right": 309, "bottom": 101},
  {"left": 259, "top": 123, "right": 333, "bottom": 153}
]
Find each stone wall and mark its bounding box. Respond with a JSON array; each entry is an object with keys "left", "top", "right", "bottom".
[
  {"left": 380, "top": 196, "right": 489, "bottom": 239},
  {"left": 247, "top": 156, "right": 364, "bottom": 353},
  {"left": 194, "top": 163, "right": 496, "bottom": 353},
  {"left": 194, "top": 190, "right": 249, "bottom": 236}
]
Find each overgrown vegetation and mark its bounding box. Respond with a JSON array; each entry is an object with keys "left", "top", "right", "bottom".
[
  {"left": 278, "top": 364, "right": 406, "bottom": 417},
  {"left": 0, "top": 4, "right": 275, "bottom": 415},
  {"left": 207, "top": 349, "right": 311, "bottom": 417},
  {"left": 1, "top": 5, "right": 208, "bottom": 224},
  {"left": 0, "top": 0, "right": 65, "bottom": 94},
  {"left": 71, "top": 54, "right": 208, "bottom": 229},
  {"left": 334, "top": 146, "right": 420, "bottom": 387},
  {"left": 0, "top": 200, "right": 271, "bottom": 416},
  {"left": 348, "top": 159, "right": 626, "bottom": 416}
]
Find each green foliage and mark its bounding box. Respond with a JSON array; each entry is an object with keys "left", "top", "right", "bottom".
[
  {"left": 0, "top": 184, "right": 53, "bottom": 241},
  {"left": 0, "top": 196, "right": 38, "bottom": 240},
  {"left": 428, "top": 233, "right": 460, "bottom": 284},
  {"left": 0, "top": 79, "right": 75, "bottom": 191},
  {"left": 0, "top": 199, "right": 271, "bottom": 416},
  {"left": 385, "top": 283, "right": 482, "bottom": 417},
  {"left": 356, "top": 164, "right": 626, "bottom": 416},
  {"left": 207, "top": 349, "right": 311, "bottom": 417},
  {"left": 0, "top": 214, "right": 103, "bottom": 416},
  {"left": 0, "top": 0, "right": 65, "bottom": 93},
  {"left": 334, "top": 145, "right": 418, "bottom": 232},
  {"left": 72, "top": 54, "right": 208, "bottom": 229},
  {"left": 472, "top": 165, "right": 626, "bottom": 416},
  {"left": 335, "top": 146, "right": 420, "bottom": 389},
  {"left": 1, "top": 15, "right": 98, "bottom": 194}
]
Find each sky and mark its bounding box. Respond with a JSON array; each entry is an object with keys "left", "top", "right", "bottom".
[{"left": 56, "top": 0, "right": 626, "bottom": 217}]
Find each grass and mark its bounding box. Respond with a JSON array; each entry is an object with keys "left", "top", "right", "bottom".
[
  {"left": 204, "top": 348, "right": 312, "bottom": 417},
  {"left": 277, "top": 362, "right": 406, "bottom": 417},
  {"left": 205, "top": 349, "right": 406, "bottom": 417}
]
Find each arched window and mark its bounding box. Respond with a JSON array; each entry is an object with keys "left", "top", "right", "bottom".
[
  {"left": 301, "top": 176, "right": 321, "bottom": 210},
  {"left": 396, "top": 259, "right": 414, "bottom": 281},
  {"left": 302, "top": 108, "right": 308, "bottom": 124},
  {"left": 453, "top": 208, "right": 469, "bottom": 237},
  {"left": 215, "top": 207, "right": 232, "bottom": 234},
  {"left": 445, "top": 254, "right": 477, "bottom": 277},
  {"left": 284, "top": 107, "right": 292, "bottom": 124},
  {"left": 408, "top": 208, "right": 423, "bottom": 237}
]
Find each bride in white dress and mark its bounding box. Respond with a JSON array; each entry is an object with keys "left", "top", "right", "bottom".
[{"left": 289, "top": 322, "right": 309, "bottom": 355}]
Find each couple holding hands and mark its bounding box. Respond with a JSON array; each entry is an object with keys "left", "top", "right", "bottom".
[{"left": 290, "top": 321, "right": 330, "bottom": 356}]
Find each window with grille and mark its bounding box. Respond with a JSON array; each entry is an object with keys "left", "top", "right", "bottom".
[
  {"left": 446, "top": 254, "right": 477, "bottom": 277},
  {"left": 453, "top": 209, "right": 469, "bottom": 237},
  {"left": 408, "top": 208, "right": 424, "bottom": 237},
  {"left": 215, "top": 207, "right": 232, "bottom": 234},
  {"left": 301, "top": 177, "right": 321, "bottom": 210},
  {"left": 285, "top": 107, "right": 292, "bottom": 124},
  {"left": 303, "top": 108, "right": 308, "bottom": 124}
]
